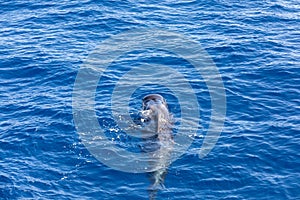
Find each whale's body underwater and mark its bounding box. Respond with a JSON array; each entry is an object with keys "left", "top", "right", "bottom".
[{"left": 140, "top": 94, "right": 174, "bottom": 200}]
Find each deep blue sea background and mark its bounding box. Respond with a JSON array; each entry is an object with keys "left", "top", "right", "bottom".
[{"left": 1, "top": 0, "right": 299, "bottom": 199}]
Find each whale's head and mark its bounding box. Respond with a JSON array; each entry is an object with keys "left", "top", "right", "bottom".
[
  {"left": 140, "top": 94, "right": 170, "bottom": 129},
  {"left": 142, "top": 94, "right": 167, "bottom": 110}
]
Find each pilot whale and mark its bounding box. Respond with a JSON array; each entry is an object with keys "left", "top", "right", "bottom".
[{"left": 140, "top": 94, "right": 174, "bottom": 200}]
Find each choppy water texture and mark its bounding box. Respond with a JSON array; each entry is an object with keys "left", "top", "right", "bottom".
[{"left": 1, "top": 0, "right": 300, "bottom": 199}]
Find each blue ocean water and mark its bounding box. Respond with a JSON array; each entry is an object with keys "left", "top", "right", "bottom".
[{"left": 1, "top": 0, "right": 299, "bottom": 199}]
